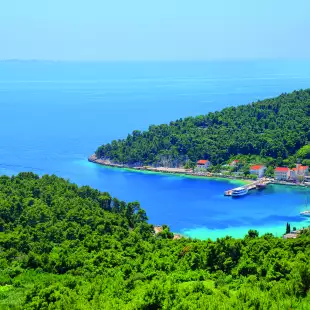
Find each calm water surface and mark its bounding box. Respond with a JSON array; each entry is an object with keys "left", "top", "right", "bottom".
[{"left": 1, "top": 60, "right": 310, "bottom": 239}]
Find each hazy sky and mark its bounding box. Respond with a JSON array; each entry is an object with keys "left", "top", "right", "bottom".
[{"left": 1, "top": 0, "right": 310, "bottom": 61}]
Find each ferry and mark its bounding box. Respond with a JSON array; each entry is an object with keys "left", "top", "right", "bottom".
[{"left": 231, "top": 187, "right": 248, "bottom": 197}]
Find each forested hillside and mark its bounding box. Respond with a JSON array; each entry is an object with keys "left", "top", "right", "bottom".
[
  {"left": 1, "top": 173, "right": 310, "bottom": 309},
  {"left": 95, "top": 89, "right": 310, "bottom": 167}
]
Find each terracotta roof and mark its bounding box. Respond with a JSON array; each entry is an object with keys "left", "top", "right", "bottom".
[
  {"left": 197, "top": 160, "right": 208, "bottom": 165},
  {"left": 250, "top": 165, "right": 264, "bottom": 170},
  {"left": 293, "top": 166, "right": 309, "bottom": 171},
  {"left": 275, "top": 167, "right": 289, "bottom": 172}
]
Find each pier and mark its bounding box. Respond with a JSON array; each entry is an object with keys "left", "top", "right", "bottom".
[{"left": 224, "top": 179, "right": 271, "bottom": 196}]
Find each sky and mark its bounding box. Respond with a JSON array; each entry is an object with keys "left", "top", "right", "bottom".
[{"left": 1, "top": 0, "right": 310, "bottom": 61}]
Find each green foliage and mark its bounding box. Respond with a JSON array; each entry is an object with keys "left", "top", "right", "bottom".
[
  {"left": 265, "top": 166, "right": 275, "bottom": 177},
  {"left": 184, "top": 160, "right": 195, "bottom": 170},
  {"left": 297, "top": 144, "right": 310, "bottom": 160},
  {"left": 247, "top": 174, "right": 258, "bottom": 180},
  {"left": 95, "top": 89, "right": 310, "bottom": 167},
  {"left": 1, "top": 173, "right": 310, "bottom": 309}
]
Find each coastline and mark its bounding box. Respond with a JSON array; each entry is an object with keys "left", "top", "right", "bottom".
[
  {"left": 88, "top": 154, "right": 310, "bottom": 188},
  {"left": 88, "top": 154, "right": 309, "bottom": 240},
  {"left": 88, "top": 154, "right": 251, "bottom": 184}
]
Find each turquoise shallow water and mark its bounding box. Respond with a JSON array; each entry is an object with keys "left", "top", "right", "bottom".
[{"left": 0, "top": 60, "right": 310, "bottom": 239}]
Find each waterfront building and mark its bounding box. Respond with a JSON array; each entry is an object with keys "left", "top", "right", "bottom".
[
  {"left": 290, "top": 164, "right": 309, "bottom": 180},
  {"left": 249, "top": 165, "right": 266, "bottom": 178},
  {"left": 196, "top": 159, "right": 211, "bottom": 169},
  {"left": 274, "top": 167, "right": 290, "bottom": 180}
]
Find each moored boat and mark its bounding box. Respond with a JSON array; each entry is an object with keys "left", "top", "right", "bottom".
[
  {"left": 231, "top": 187, "right": 248, "bottom": 197},
  {"left": 256, "top": 183, "right": 266, "bottom": 190}
]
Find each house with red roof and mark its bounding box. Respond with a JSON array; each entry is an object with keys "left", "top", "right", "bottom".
[
  {"left": 229, "top": 159, "right": 240, "bottom": 167},
  {"left": 249, "top": 165, "right": 266, "bottom": 178},
  {"left": 274, "top": 167, "right": 290, "bottom": 180},
  {"left": 196, "top": 159, "right": 211, "bottom": 169},
  {"left": 290, "top": 164, "right": 309, "bottom": 180}
]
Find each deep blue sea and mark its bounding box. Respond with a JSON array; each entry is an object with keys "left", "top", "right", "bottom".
[{"left": 1, "top": 60, "right": 310, "bottom": 239}]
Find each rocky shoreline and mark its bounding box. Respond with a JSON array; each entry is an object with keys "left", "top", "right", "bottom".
[
  {"left": 88, "top": 154, "right": 251, "bottom": 182},
  {"left": 88, "top": 154, "right": 310, "bottom": 188}
]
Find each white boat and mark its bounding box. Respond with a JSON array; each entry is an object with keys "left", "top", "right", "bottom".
[
  {"left": 231, "top": 187, "right": 248, "bottom": 197},
  {"left": 300, "top": 210, "right": 310, "bottom": 217}
]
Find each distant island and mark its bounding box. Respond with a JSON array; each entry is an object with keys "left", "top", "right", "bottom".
[{"left": 91, "top": 89, "right": 310, "bottom": 183}]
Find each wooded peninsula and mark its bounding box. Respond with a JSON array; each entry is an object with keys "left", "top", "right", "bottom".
[{"left": 95, "top": 89, "right": 310, "bottom": 171}]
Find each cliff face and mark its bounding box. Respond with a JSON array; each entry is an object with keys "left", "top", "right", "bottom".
[
  {"left": 88, "top": 154, "right": 125, "bottom": 167},
  {"left": 88, "top": 154, "right": 98, "bottom": 162},
  {"left": 88, "top": 154, "right": 143, "bottom": 168}
]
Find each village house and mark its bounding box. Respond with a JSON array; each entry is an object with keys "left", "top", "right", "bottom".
[
  {"left": 153, "top": 226, "right": 163, "bottom": 234},
  {"left": 196, "top": 159, "right": 211, "bottom": 169},
  {"left": 249, "top": 165, "right": 266, "bottom": 178},
  {"left": 229, "top": 159, "right": 239, "bottom": 167},
  {"left": 290, "top": 164, "right": 309, "bottom": 180},
  {"left": 274, "top": 167, "right": 290, "bottom": 180},
  {"left": 283, "top": 229, "right": 302, "bottom": 239}
]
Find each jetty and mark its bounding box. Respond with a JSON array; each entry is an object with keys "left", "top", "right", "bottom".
[{"left": 224, "top": 179, "right": 271, "bottom": 196}]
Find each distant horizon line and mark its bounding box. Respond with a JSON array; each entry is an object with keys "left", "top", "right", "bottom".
[{"left": 1, "top": 58, "right": 310, "bottom": 63}]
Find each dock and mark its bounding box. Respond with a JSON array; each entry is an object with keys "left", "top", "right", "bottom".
[{"left": 224, "top": 179, "right": 271, "bottom": 196}]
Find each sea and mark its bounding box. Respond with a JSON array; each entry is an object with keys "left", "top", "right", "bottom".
[{"left": 1, "top": 60, "right": 310, "bottom": 240}]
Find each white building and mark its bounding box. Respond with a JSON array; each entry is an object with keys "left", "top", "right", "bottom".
[
  {"left": 274, "top": 167, "right": 290, "bottom": 180},
  {"left": 249, "top": 165, "right": 266, "bottom": 178},
  {"left": 196, "top": 160, "right": 211, "bottom": 169},
  {"left": 290, "top": 164, "right": 309, "bottom": 180},
  {"left": 229, "top": 160, "right": 240, "bottom": 167}
]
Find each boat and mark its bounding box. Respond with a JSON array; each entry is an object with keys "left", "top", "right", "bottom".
[
  {"left": 300, "top": 210, "right": 310, "bottom": 217},
  {"left": 231, "top": 187, "right": 248, "bottom": 197},
  {"left": 256, "top": 183, "right": 266, "bottom": 190}
]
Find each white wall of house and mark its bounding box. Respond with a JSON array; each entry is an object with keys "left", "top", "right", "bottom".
[
  {"left": 275, "top": 171, "right": 289, "bottom": 180},
  {"left": 250, "top": 166, "right": 266, "bottom": 178},
  {"left": 290, "top": 165, "right": 309, "bottom": 180},
  {"left": 196, "top": 161, "right": 211, "bottom": 169}
]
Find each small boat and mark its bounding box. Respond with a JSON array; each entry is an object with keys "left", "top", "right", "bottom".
[
  {"left": 300, "top": 210, "right": 310, "bottom": 217},
  {"left": 231, "top": 187, "right": 248, "bottom": 197},
  {"left": 256, "top": 183, "right": 266, "bottom": 190},
  {"left": 224, "top": 190, "right": 232, "bottom": 196}
]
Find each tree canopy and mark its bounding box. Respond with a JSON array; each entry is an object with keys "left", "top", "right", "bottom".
[
  {"left": 95, "top": 89, "right": 310, "bottom": 167},
  {"left": 1, "top": 173, "right": 310, "bottom": 309},
  {"left": 297, "top": 144, "right": 310, "bottom": 160}
]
